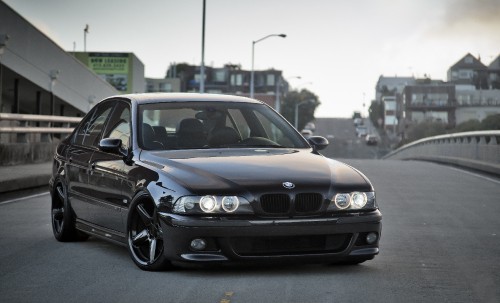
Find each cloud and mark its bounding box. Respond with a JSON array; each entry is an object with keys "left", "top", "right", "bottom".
[{"left": 442, "top": 0, "right": 500, "bottom": 31}]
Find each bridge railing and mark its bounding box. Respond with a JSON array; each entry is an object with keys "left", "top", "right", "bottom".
[
  {"left": 0, "top": 113, "right": 83, "bottom": 165},
  {"left": 0, "top": 113, "right": 82, "bottom": 143},
  {"left": 383, "top": 130, "right": 500, "bottom": 175}
]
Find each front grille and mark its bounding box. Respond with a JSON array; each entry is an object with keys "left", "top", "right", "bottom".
[
  {"left": 259, "top": 193, "right": 323, "bottom": 215},
  {"left": 295, "top": 193, "right": 323, "bottom": 213},
  {"left": 260, "top": 194, "right": 290, "bottom": 214},
  {"left": 230, "top": 234, "right": 352, "bottom": 256}
]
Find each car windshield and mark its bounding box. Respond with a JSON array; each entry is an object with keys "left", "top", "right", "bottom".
[{"left": 138, "top": 101, "right": 309, "bottom": 150}]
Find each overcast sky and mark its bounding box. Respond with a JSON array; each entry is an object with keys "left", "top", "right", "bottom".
[{"left": 3, "top": 0, "right": 500, "bottom": 117}]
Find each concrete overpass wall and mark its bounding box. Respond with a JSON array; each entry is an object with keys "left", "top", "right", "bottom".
[
  {"left": 0, "top": 2, "right": 118, "bottom": 113},
  {"left": 384, "top": 131, "right": 500, "bottom": 175}
]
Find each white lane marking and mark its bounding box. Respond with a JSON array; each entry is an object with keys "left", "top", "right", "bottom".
[
  {"left": 0, "top": 192, "right": 50, "bottom": 206},
  {"left": 445, "top": 166, "right": 500, "bottom": 186}
]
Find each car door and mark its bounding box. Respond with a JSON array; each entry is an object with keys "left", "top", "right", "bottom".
[
  {"left": 87, "top": 101, "right": 132, "bottom": 232},
  {"left": 67, "top": 102, "right": 115, "bottom": 222}
]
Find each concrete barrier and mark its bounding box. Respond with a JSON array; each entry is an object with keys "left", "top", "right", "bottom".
[
  {"left": 0, "top": 142, "right": 58, "bottom": 166},
  {"left": 383, "top": 131, "right": 500, "bottom": 175}
]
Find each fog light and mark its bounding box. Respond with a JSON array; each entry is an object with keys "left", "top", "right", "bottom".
[
  {"left": 190, "top": 238, "right": 207, "bottom": 251},
  {"left": 366, "top": 232, "right": 378, "bottom": 244}
]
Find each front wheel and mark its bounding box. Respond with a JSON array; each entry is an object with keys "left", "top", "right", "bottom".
[{"left": 127, "top": 195, "right": 172, "bottom": 271}]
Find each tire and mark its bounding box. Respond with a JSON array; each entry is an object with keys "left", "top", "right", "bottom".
[
  {"left": 127, "top": 194, "right": 172, "bottom": 271},
  {"left": 51, "top": 181, "right": 88, "bottom": 242}
]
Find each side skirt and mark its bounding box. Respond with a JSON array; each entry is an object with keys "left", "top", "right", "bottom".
[{"left": 76, "top": 219, "right": 127, "bottom": 246}]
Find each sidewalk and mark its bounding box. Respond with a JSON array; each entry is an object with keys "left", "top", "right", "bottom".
[{"left": 0, "top": 162, "right": 52, "bottom": 193}]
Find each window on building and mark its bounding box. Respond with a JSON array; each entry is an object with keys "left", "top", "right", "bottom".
[
  {"left": 230, "top": 74, "right": 243, "bottom": 86},
  {"left": 214, "top": 70, "right": 226, "bottom": 82},
  {"left": 194, "top": 74, "right": 206, "bottom": 82},
  {"left": 160, "top": 83, "right": 172, "bottom": 92},
  {"left": 267, "top": 74, "right": 275, "bottom": 86}
]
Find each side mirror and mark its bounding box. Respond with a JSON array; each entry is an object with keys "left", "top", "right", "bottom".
[
  {"left": 99, "top": 138, "right": 123, "bottom": 154},
  {"left": 308, "top": 136, "right": 329, "bottom": 151}
]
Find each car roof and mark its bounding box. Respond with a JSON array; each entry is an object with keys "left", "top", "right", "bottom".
[{"left": 105, "top": 93, "right": 264, "bottom": 105}]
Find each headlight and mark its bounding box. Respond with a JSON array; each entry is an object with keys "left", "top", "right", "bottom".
[
  {"left": 221, "top": 196, "right": 239, "bottom": 212},
  {"left": 173, "top": 195, "right": 253, "bottom": 214},
  {"left": 199, "top": 195, "right": 217, "bottom": 212},
  {"left": 351, "top": 192, "right": 367, "bottom": 209},
  {"left": 334, "top": 193, "right": 351, "bottom": 209},
  {"left": 329, "top": 191, "right": 376, "bottom": 211}
]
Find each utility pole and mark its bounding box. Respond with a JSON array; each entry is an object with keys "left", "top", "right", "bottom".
[
  {"left": 84, "top": 24, "right": 89, "bottom": 52},
  {"left": 200, "top": 0, "right": 206, "bottom": 93}
]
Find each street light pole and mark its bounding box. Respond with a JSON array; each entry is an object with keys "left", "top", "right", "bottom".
[
  {"left": 294, "top": 100, "right": 310, "bottom": 129},
  {"left": 250, "top": 33, "right": 286, "bottom": 98},
  {"left": 200, "top": 0, "right": 206, "bottom": 93},
  {"left": 84, "top": 24, "right": 89, "bottom": 52}
]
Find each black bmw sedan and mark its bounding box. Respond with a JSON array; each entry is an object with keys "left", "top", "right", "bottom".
[{"left": 50, "top": 93, "right": 381, "bottom": 271}]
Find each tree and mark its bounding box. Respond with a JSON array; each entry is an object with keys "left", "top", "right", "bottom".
[
  {"left": 281, "top": 89, "right": 320, "bottom": 130},
  {"left": 480, "top": 113, "right": 500, "bottom": 130},
  {"left": 402, "top": 121, "right": 447, "bottom": 144},
  {"left": 369, "top": 100, "right": 384, "bottom": 128},
  {"left": 453, "top": 119, "right": 482, "bottom": 133}
]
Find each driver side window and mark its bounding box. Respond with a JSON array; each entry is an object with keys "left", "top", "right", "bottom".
[
  {"left": 74, "top": 103, "right": 114, "bottom": 147},
  {"left": 102, "top": 102, "right": 131, "bottom": 150}
]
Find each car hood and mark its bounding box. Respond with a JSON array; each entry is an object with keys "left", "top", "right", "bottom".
[{"left": 140, "top": 149, "right": 372, "bottom": 196}]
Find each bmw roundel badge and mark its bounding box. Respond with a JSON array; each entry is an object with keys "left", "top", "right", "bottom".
[{"left": 282, "top": 182, "right": 295, "bottom": 189}]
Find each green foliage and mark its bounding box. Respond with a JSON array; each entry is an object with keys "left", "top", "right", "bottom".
[
  {"left": 281, "top": 89, "right": 321, "bottom": 130},
  {"left": 453, "top": 119, "right": 482, "bottom": 132},
  {"left": 400, "top": 113, "right": 500, "bottom": 146},
  {"left": 404, "top": 121, "right": 447, "bottom": 143},
  {"left": 479, "top": 114, "right": 500, "bottom": 130},
  {"left": 452, "top": 114, "right": 500, "bottom": 133}
]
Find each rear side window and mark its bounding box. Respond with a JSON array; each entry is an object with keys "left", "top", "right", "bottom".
[{"left": 73, "top": 102, "right": 114, "bottom": 147}]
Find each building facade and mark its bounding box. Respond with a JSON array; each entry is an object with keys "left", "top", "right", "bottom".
[
  {"left": 145, "top": 77, "right": 181, "bottom": 93},
  {"left": 0, "top": 1, "right": 117, "bottom": 119},
  {"left": 376, "top": 53, "right": 500, "bottom": 131},
  {"left": 402, "top": 82, "right": 456, "bottom": 125},
  {"left": 163, "top": 63, "right": 286, "bottom": 109},
  {"left": 72, "top": 52, "right": 145, "bottom": 94}
]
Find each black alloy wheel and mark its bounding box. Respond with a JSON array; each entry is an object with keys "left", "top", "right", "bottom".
[
  {"left": 51, "top": 181, "right": 88, "bottom": 242},
  {"left": 127, "top": 196, "right": 171, "bottom": 271}
]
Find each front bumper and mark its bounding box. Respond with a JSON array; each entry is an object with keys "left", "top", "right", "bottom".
[{"left": 158, "top": 210, "right": 382, "bottom": 264}]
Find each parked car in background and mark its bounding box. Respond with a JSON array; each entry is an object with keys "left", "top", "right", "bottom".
[
  {"left": 356, "top": 126, "right": 368, "bottom": 137},
  {"left": 301, "top": 129, "right": 313, "bottom": 139},
  {"left": 366, "top": 134, "right": 379, "bottom": 145},
  {"left": 50, "top": 93, "right": 381, "bottom": 271},
  {"left": 304, "top": 121, "right": 316, "bottom": 132},
  {"left": 352, "top": 111, "right": 362, "bottom": 120}
]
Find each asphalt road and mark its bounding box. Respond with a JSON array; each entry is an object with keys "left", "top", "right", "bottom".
[
  {"left": 1, "top": 160, "right": 499, "bottom": 303},
  {"left": 314, "top": 117, "right": 389, "bottom": 159}
]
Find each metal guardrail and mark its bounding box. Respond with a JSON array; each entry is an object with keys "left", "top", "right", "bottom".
[
  {"left": 384, "top": 130, "right": 500, "bottom": 175},
  {"left": 0, "top": 113, "right": 81, "bottom": 134}
]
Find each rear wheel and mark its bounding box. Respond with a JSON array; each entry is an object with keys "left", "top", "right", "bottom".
[
  {"left": 51, "top": 181, "right": 88, "bottom": 242},
  {"left": 127, "top": 195, "right": 172, "bottom": 271}
]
